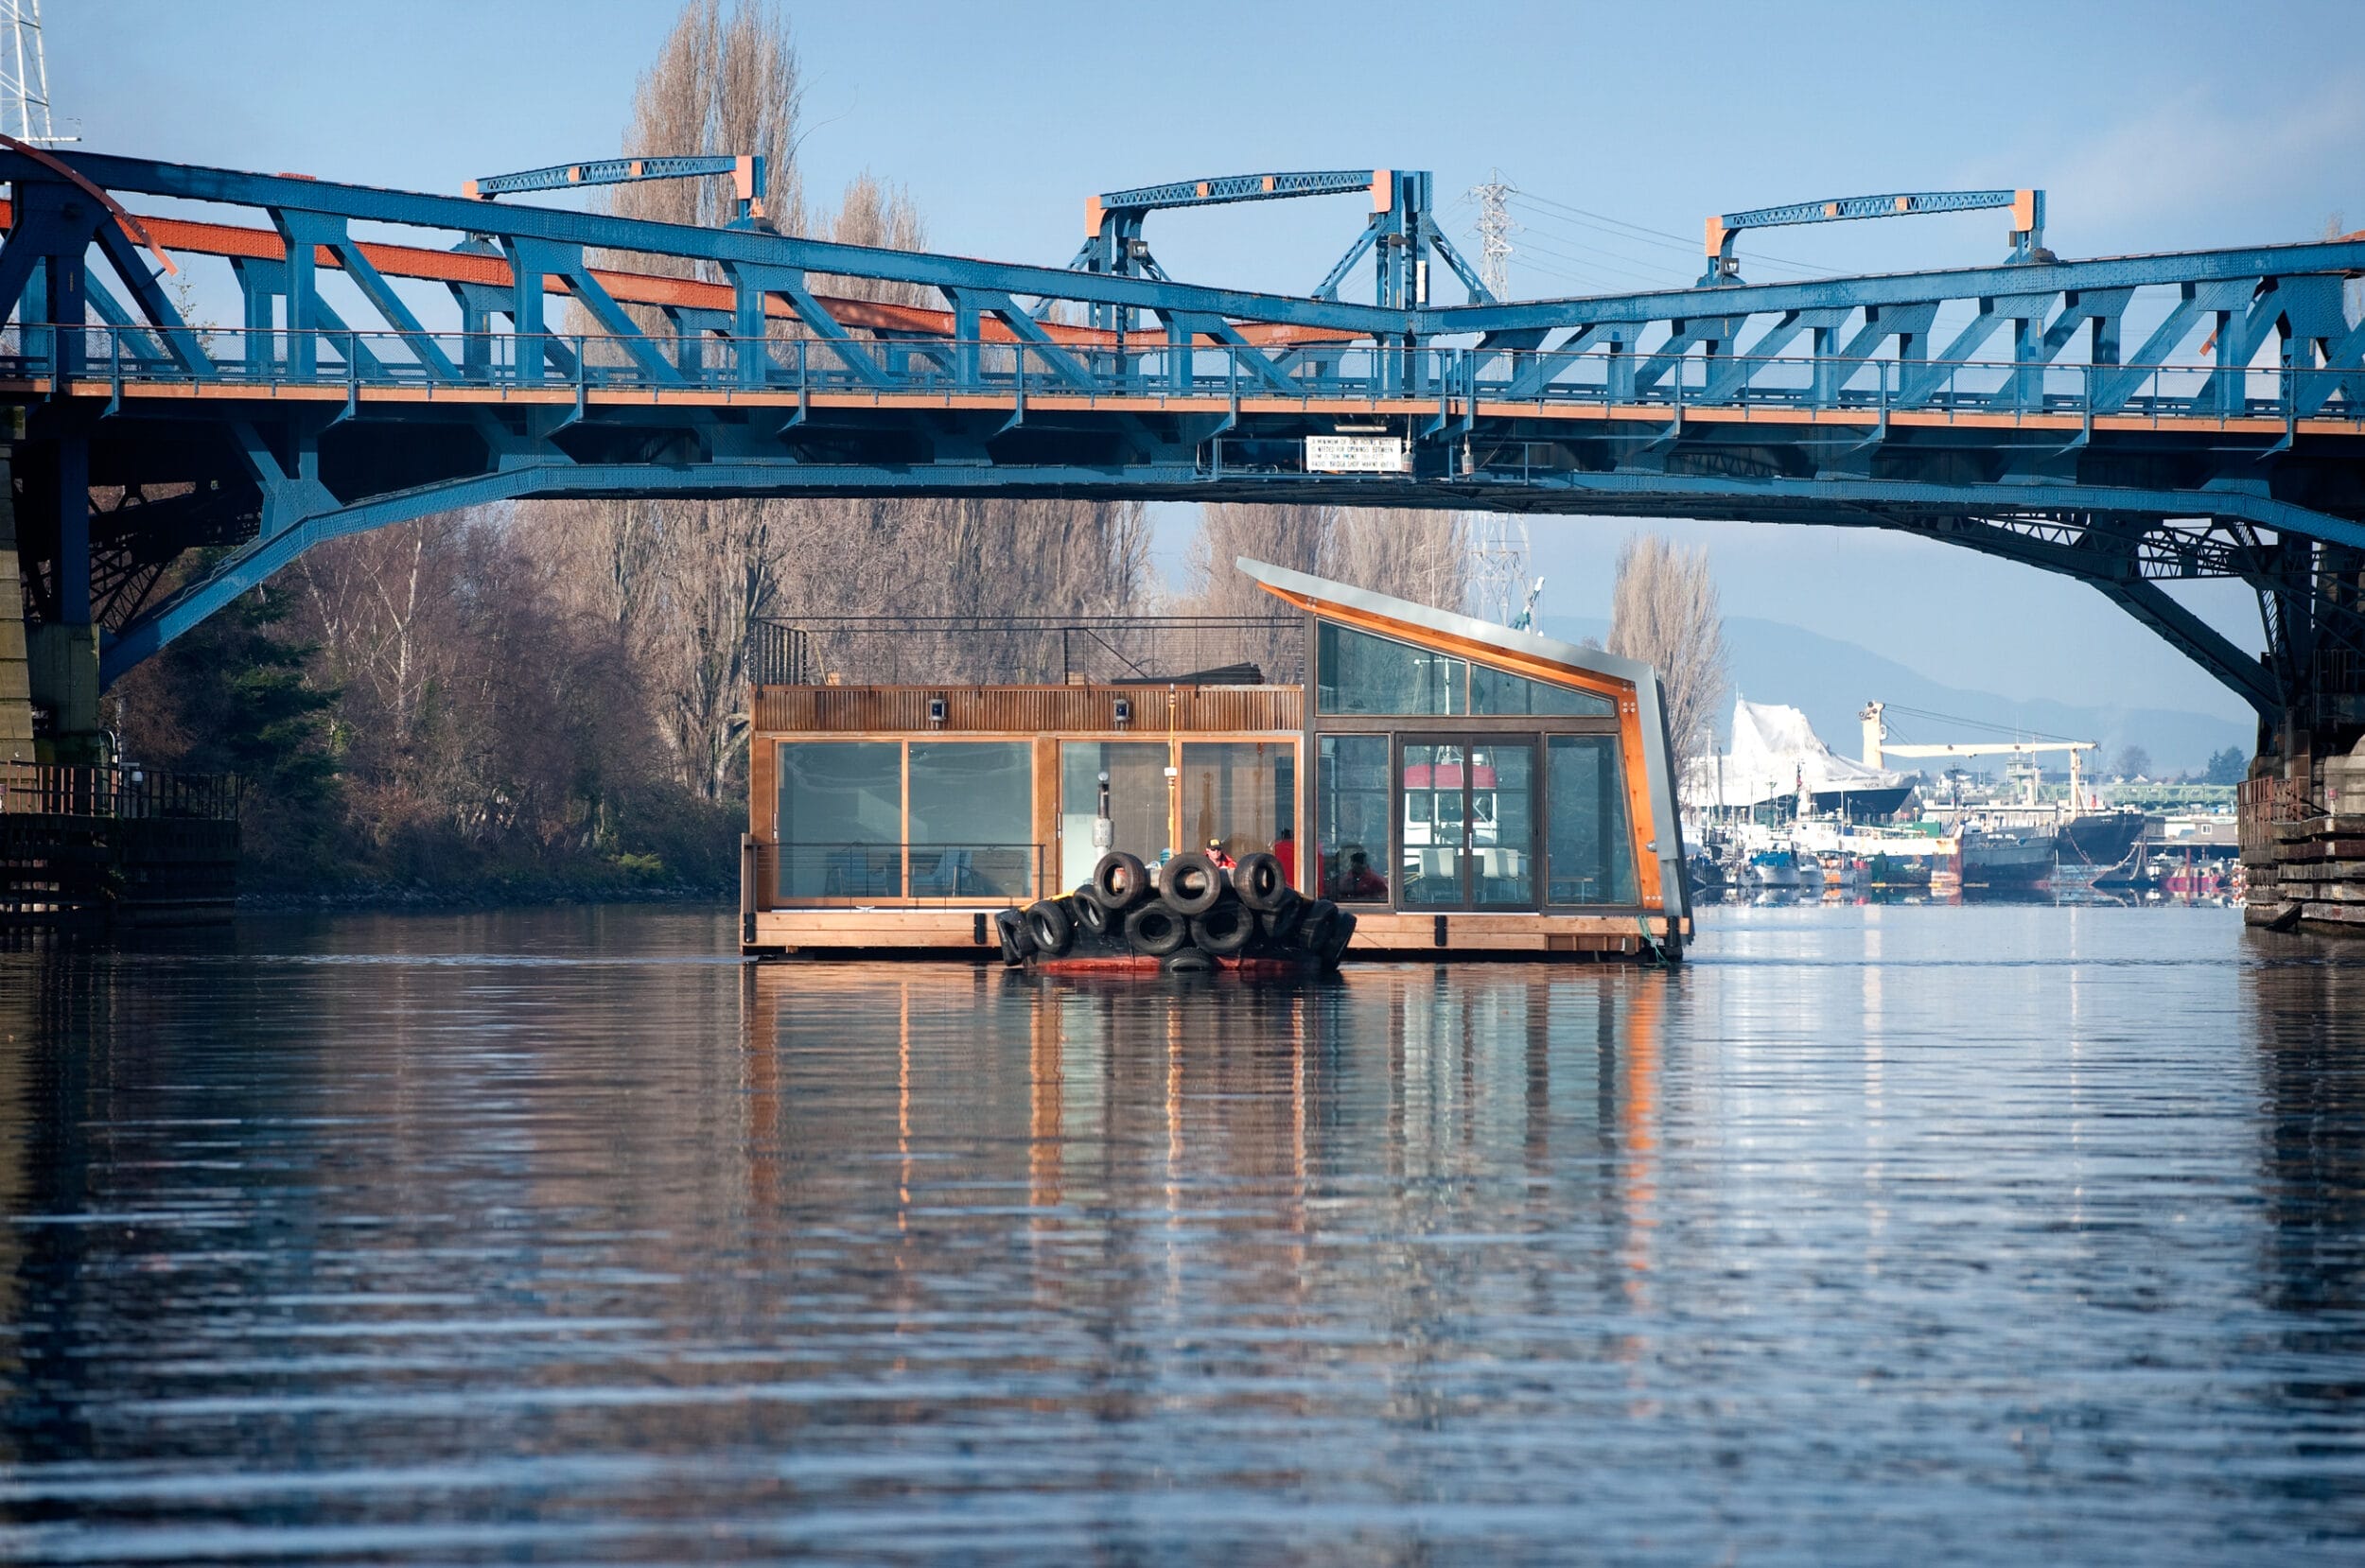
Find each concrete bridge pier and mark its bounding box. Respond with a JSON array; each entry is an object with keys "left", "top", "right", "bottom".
[
  {"left": 0, "top": 449, "right": 40, "bottom": 763},
  {"left": 1, "top": 436, "right": 102, "bottom": 766}
]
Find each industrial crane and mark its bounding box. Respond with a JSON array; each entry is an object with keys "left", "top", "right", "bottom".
[{"left": 1859, "top": 701, "right": 2099, "bottom": 808}]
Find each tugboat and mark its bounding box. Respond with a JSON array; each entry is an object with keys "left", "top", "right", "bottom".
[{"left": 1958, "top": 825, "right": 2056, "bottom": 890}]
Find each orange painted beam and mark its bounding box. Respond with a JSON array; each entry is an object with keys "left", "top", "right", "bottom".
[{"left": 0, "top": 198, "right": 1352, "bottom": 351}]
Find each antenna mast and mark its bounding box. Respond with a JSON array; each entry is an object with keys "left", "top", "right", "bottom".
[{"left": 0, "top": 0, "right": 70, "bottom": 146}]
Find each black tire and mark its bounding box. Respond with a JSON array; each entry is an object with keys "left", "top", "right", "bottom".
[
  {"left": 1319, "top": 909, "right": 1358, "bottom": 968},
  {"left": 1232, "top": 851, "right": 1288, "bottom": 912},
  {"left": 1025, "top": 898, "right": 1075, "bottom": 958},
  {"left": 1260, "top": 888, "right": 1305, "bottom": 945},
  {"left": 1295, "top": 898, "right": 1340, "bottom": 954},
  {"left": 1160, "top": 851, "right": 1227, "bottom": 916},
  {"left": 1164, "top": 947, "right": 1214, "bottom": 973},
  {"left": 1091, "top": 851, "right": 1150, "bottom": 911},
  {"left": 1072, "top": 887, "right": 1112, "bottom": 938},
  {"left": 1124, "top": 901, "right": 1189, "bottom": 957},
  {"left": 1191, "top": 897, "right": 1256, "bottom": 956},
  {"left": 994, "top": 907, "right": 1035, "bottom": 967}
]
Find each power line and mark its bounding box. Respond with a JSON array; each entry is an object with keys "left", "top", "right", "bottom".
[{"left": 1512, "top": 188, "right": 1838, "bottom": 275}]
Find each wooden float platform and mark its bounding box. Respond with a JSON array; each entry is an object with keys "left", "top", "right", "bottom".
[{"left": 745, "top": 907, "right": 1687, "bottom": 960}]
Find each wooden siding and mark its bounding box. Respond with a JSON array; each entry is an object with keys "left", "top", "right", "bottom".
[{"left": 754, "top": 683, "right": 1303, "bottom": 736}]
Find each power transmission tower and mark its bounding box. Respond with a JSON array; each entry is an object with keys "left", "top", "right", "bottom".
[
  {"left": 1467, "top": 516, "right": 1538, "bottom": 630},
  {"left": 0, "top": 0, "right": 71, "bottom": 146},
  {"left": 1467, "top": 168, "right": 1515, "bottom": 298}
]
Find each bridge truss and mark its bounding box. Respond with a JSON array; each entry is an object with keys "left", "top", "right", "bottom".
[{"left": 0, "top": 147, "right": 2360, "bottom": 745}]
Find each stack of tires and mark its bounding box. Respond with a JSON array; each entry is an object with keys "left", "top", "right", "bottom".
[{"left": 995, "top": 849, "right": 1357, "bottom": 974}]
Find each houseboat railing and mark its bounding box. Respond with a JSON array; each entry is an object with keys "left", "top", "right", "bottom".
[
  {"left": 0, "top": 762, "right": 239, "bottom": 820},
  {"left": 751, "top": 616, "right": 1304, "bottom": 688},
  {"left": 772, "top": 842, "right": 1047, "bottom": 904}
]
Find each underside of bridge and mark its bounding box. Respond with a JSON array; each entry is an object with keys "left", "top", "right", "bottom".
[{"left": 0, "top": 148, "right": 2359, "bottom": 922}]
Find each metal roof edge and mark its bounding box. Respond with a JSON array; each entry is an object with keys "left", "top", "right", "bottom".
[{"left": 1235, "top": 555, "right": 1656, "bottom": 686}]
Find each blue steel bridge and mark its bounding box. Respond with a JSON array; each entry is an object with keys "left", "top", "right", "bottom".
[{"left": 0, "top": 146, "right": 2360, "bottom": 753}]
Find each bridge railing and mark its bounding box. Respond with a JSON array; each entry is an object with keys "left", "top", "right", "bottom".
[{"left": 9, "top": 324, "right": 2360, "bottom": 427}]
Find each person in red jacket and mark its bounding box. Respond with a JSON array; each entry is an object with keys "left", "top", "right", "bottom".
[{"left": 1204, "top": 838, "right": 1236, "bottom": 870}]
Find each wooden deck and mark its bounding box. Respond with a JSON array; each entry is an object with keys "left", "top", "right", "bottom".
[{"left": 746, "top": 906, "right": 1686, "bottom": 960}]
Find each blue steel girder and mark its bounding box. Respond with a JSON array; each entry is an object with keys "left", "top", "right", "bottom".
[
  {"left": 6, "top": 146, "right": 2365, "bottom": 719},
  {"left": 1706, "top": 188, "right": 2046, "bottom": 284}
]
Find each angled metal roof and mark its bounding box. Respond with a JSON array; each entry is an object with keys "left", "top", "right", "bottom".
[
  {"left": 1236, "top": 556, "right": 1658, "bottom": 688},
  {"left": 1236, "top": 556, "right": 1689, "bottom": 922}
]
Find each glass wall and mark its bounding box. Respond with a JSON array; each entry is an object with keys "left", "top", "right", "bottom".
[
  {"left": 1316, "top": 735, "right": 1391, "bottom": 902},
  {"left": 1321, "top": 620, "right": 1618, "bottom": 718},
  {"left": 908, "top": 740, "right": 1033, "bottom": 898},
  {"left": 1318, "top": 622, "right": 1465, "bottom": 715},
  {"left": 1180, "top": 742, "right": 1296, "bottom": 868},
  {"left": 1397, "top": 741, "right": 1465, "bottom": 906},
  {"left": 1472, "top": 742, "right": 1535, "bottom": 904},
  {"left": 778, "top": 741, "right": 902, "bottom": 898},
  {"left": 1471, "top": 664, "right": 1616, "bottom": 717},
  {"left": 1060, "top": 741, "right": 1171, "bottom": 892},
  {"left": 1547, "top": 735, "right": 1638, "bottom": 904}
]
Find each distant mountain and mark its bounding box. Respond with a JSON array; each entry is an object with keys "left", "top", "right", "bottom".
[{"left": 1533, "top": 614, "right": 2251, "bottom": 775}]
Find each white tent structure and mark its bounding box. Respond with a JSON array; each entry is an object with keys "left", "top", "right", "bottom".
[{"left": 1687, "top": 698, "right": 1912, "bottom": 814}]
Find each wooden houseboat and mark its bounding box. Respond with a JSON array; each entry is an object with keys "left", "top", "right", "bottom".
[{"left": 741, "top": 558, "right": 1690, "bottom": 961}]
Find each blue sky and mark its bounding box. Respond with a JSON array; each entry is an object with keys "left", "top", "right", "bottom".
[{"left": 55, "top": 0, "right": 2365, "bottom": 726}]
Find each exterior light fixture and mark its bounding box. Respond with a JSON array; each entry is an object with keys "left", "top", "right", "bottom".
[
  {"left": 927, "top": 696, "right": 947, "bottom": 724},
  {"left": 1113, "top": 697, "right": 1132, "bottom": 724}
]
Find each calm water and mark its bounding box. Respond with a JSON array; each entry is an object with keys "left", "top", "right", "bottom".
[{"left": 1, "top": 903, "right": 2362, "bottom": 1562}]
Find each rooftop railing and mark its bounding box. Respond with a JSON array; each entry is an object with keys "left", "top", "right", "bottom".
[{"left": 751, "top": 616, "right": 1305, "bottom": 689}]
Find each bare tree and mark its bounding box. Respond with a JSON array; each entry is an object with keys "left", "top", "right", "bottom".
[
  {"left": 1181, "top": 501, "right": 1472, "bottom": 611},
  {"left": 1606, "top": 534, "right": 1728, "bottom": 764},
  {"left": 1326, "top": 506, "right": 1471, "bottom": 611}
]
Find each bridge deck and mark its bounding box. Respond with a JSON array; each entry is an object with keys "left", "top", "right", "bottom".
[{"left": 18, "top": 377, "right": 2361, "bottom": 440}]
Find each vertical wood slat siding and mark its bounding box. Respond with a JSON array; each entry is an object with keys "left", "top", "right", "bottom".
[{"left": 753, "top": 685, "right": 1304, "bottom": 736}]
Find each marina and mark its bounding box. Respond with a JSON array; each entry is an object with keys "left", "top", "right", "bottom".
[{"left": 1688, "top": 697, "right": 2242, "bottom": 907}]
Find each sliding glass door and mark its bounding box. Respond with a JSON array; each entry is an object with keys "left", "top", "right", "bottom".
[{"left": 1396, "top": 737, "right": 1536, "bottom": 910}]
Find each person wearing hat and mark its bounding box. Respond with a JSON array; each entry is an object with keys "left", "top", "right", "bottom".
[{"left": 1203, "top": 837, "right": 1236, "bottom": 870}]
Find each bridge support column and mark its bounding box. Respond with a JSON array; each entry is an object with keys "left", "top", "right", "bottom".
[
  {"left": 2242, "top": 740, "right": 2365, "bottom": 934},
  {"left": 24, "top": 435, "right": 100, "bottom": 764},
  {"left": 0, "top": 448, "right": 36, "bottom": 761}
]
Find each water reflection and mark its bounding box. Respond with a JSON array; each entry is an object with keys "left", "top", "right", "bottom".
[{"left": 0, "top": 907, "right": 2360, "bottom": 1559}]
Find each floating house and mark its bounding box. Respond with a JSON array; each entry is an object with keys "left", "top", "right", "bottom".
[{"left": 741, "top": 558, "right": 1689, "bottom": 961}]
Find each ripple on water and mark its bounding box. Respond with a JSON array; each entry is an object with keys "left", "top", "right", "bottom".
[{"left": 0, "top": 902, "right": 2360, "bottom": 1563}]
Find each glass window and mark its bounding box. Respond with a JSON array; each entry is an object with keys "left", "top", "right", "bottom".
[
  {"left": 1398, "top": 743, "right": 1463, "bottom": 907},
  {"left": 1060, "top": 741, "right": 1171, "bottom": 892},
  {"left": 909, "top": 740, "right": 1034, "bottom": 899},
  {"left": 1180, "top": 742, "right": 1295, "bottom": 869},
  {"left": 1547, "top": 735, "right": 1638, "bottom": 905},
  {"left": 779, "top": 740, "right": 902, "bottom": 898},
  {"left": 1317, "top": 735, "right": 1391, "bottom": 902},
  {"left": 1317, "top": 621, "right": 1465, "bottom": 715},
  {"left": 1471, "top": 742, "right": 1534, "bottom": 905},
  {"left": 1470, "top": 663, "right": 1617, "bottom": 717}
]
